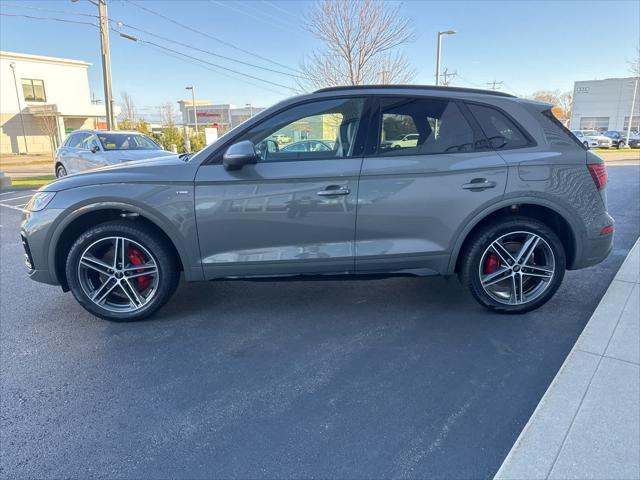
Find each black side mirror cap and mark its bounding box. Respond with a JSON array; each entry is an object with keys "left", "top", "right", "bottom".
[
  {"left": 223, "top": 140, "right": 258, "bottom": 170},
  {"left": 91, "top": 145, "right": 100, "bottom": 154}
]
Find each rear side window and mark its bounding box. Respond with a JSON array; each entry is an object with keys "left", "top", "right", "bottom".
[
  {"left": 65, "top": 133, "right": 87, "bottom": 148},
  {"left": 539, "top": 109, "right": 586, "bottom": 149},
  {"left": 467, "top": 104, "right": 530, "bottom": 150},
  {"left": 376, "top": 98, "right": 477, "bottom": 155}
]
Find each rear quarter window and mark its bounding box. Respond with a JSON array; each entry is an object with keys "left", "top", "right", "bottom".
[
  {"left": 467, "top": 103, "right": 531, "bottom": 150},
  {"left": 539, "top": 109, "right": 587, "bottom": 149}
]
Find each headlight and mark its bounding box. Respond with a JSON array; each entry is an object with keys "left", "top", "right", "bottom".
[{"left": 25, "top": 192, "right": 56, "bottom": 212}]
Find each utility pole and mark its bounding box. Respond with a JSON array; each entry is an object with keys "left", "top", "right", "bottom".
[
  {"left": 98, "top": 0, "right": 115, "bottom": 130},
  {"left": 435, "top": 30, "right": 456, "bottom": 86},
  {"left": 9, "top": 62, "right": 28, "bottom": 154},
  {"left": 185, "top": 86, "right": 198, "bottom": 132},
  {"left": 440, "top": 68, "right": 457, "bottom": 87},
  {"left": 625, "top": 77, "right": 638, "bottom": 147},
  {"left": 487, "top": 80, "right": 503, "bottom": 90}
]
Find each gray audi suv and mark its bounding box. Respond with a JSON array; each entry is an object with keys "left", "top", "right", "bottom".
[{"left": 21, "top": 85, "right": 614, "bottom": 321}]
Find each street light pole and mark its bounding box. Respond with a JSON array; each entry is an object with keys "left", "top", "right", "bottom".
[
  {"left": 9, "top": 62, "right": 28, "bottom": 154},
  {"left": 625, "top": 77, "right": 638, "bottom": 147},
  {"left": 186, "top": 86, "right": 197, "bottom": 132},
  {"left": 98, "top": 0, "right": 115, "bottom": 129},
  {"left": 435, "top": 30, "right": 456, "bottom": 86}
]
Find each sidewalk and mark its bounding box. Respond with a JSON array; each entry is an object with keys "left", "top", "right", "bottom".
[
  {"left": 495, "top": 239, "right": 640, "bottom": 480},
  {"left": 0, "top": 154, "right": 53, "bottom": 178}
]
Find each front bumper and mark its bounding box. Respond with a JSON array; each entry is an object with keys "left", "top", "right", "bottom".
[{"left": 20, "top": 208, "right": 65, "bottom": 286}]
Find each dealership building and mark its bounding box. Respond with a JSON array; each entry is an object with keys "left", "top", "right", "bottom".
[
  {"left": 178, "top": 101, "right": 265, "bottom": 134},
  {"left": 0, "top": 51, "right": 113, "bottom": 155},
  {"left": 569, "top": 76, "right": 639, "bottom": 132}
]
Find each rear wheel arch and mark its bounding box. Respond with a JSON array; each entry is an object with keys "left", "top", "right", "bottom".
[
  {"left": 51, "top": 205, "right": 187, "bottom": 290},
  {"left": 450, "top": 201, "right": 578, "bottom": 274}
]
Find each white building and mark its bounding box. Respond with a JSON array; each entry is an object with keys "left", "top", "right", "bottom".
[
  {"left": 0, "top": 51, "right": 113, "bottom": 155},
  {"left": 178, "top": 101, "right": 264, "bottom": 134},
  {"left": 570, "top": 77, "right": 640, "bottom": 132}
]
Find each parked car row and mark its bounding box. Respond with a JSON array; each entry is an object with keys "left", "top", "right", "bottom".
[{"left": 571, "top": 129, "right": 640, "bottom": 149}]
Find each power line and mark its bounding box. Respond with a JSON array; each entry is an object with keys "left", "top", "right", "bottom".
[
  {"left": 123, "top": 0, "right": 301, "bottom": 74},
  {"left": 210, "top": 0, "right": 303, "bottom": 32},
  {"left": 487, "top": 80, "right": 503, "bottom": 90},
  {"left": 455, "top": 73, "right": 485, "bottom": 89},
  {"left": 0, "top": 12, "right": 98, "bottom": 28},
  {"left": 110, "top": 18, "right": 305, "bottom": 79},
  {"left": 111, "top": 28, "right": 298, "bottom": 92},
  {"left": 1, "top": 3, "right": 99, "bottom": 19}
]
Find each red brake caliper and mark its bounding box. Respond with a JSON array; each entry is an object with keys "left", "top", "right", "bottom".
[
  {"left": 484, "top": 253, "right": 500, "bottom": 274},
  {"left": 127, "top": 246, "right": 151, "bottom": 290}
]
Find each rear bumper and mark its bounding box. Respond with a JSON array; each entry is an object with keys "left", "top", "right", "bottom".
[{"left": 571, "top": 231, "right": 614, "bottom": 270}]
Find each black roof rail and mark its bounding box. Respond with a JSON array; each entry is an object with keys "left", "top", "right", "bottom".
[{"left": 313, "top": 84, "right": 516, "bottom": 98}]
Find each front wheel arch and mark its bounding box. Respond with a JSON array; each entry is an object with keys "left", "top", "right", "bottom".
[{"left": 52, "top": 207, "right": 186, "bottom": 291}]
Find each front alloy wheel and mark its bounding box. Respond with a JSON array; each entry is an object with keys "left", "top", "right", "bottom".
[
  {"left": 459, "top": 217, "right": 566, "bottom": 313},
  {"left": 66, "top": 221, "right": 179, "bottom": 321},
  {"left": 77, "top": 236, "right": 160, "bottom": 313}
]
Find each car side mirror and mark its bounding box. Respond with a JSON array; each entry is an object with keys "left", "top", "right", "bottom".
[
  {"left": 90, "top": 145, "right": 100, "bottom": 154},
  {"left": 223, "top": 140, "right": 258, "bottom": 170}
]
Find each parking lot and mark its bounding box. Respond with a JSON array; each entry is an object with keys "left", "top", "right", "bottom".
[{"left": 1, "top": 165, "right": 638, "bottom": 479}]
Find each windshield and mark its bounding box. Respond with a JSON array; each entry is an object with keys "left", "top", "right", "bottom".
[{"left": 97, "top": 133, "right": 161, "bottom": 151}]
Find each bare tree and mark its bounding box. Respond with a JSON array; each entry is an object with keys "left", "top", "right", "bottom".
[
  {"left": 37, "top": 107, "right": 60, "bottom": 157},
  {"left": 119, "top": 91, "right": 136, "bottom": 127},
  {"left": 531, "top": 89, "right": 572, "bottom": 124},
  {"left": 557, "top": 91, "right": 573, "bottom": 125},
  {"left": 159, "top": 102, "right": 177, "bottom": 127},
  {"left": 300, "top": 0, "right": 415, "bottom": 90}
]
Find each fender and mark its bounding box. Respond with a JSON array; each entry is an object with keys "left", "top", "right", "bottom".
[
  {"left": 46, "top": 199, "right": 204, "bottom": 284},
  {"left": 445, "top": 194, "right": 584, "bottom": 275}
]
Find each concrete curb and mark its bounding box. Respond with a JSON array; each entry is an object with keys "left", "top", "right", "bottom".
[{"left": 495, "top": 238, "right": 640, "bottom": 480}]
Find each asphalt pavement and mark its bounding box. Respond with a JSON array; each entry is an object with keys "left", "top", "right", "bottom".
[{"left": 1, "top": 166, "right": 638, "bottom": 479}]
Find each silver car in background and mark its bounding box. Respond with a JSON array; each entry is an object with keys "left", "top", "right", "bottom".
[{"left": 54, "top": 130, "right": 175, "bottom": 177}]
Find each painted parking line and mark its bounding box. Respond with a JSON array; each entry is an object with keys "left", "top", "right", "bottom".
[
  {"left": 0, "top": 191, "right": 17, "bottom": 196},
  {"left": 0, "top": 203, "right": 26, "bottom": 212},
  {"left": 2, "top": 194, "right": 34, "bottom": 203}
]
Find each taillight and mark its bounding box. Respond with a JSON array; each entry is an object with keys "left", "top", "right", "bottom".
[{"left": 587, "top": 163, "right": 608, "bottom": 191}]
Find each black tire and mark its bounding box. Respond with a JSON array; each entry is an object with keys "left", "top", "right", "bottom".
[
  {"left": 65, "top": 221, "right": 180, "bottom": 321},
  {"left": 618, "top": 141, "right": 625, "bottom": 149},
  {"left": 55, "top": 163, "right": 67, "bottom": 178},
  {"left": 458, "top": 216, "right": 566, "bottom": 314}
]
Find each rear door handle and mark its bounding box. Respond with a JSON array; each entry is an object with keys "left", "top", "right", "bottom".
[
  {"left": 462, "top": 179, "right": 497, "bottom": 191},
  {"left": 317, "top": 185, "right": 351, "bottom": 196}
]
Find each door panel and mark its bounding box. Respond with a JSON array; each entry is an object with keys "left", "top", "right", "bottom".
[
  {"left": 356, "top": 152, "right": 507, "bottom": 272},
  {"left": 195, "top": 159, "right": 361, "bottom": 279},
  {"left": 355, "top": 96, "right": 508, "bottom": 274}
]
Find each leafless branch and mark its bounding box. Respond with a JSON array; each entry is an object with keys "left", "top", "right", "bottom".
[{"left": 300, "top": 0, "right": 415, "bottom": 90}]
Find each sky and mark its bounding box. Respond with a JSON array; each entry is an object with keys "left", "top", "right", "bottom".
[{"left": 1, "top": 0, "right": 638, "bottom": 120}]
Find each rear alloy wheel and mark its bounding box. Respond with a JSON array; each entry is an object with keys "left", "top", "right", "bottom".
[
  {"left": 459, "top": 217, "right": 566, "bottom": 313},
  {"left": 66, "top": 221, "right": 179, "bottom": 321},
  {"left": 618, "top": 141, "right": 625, "bottom": 149},
  {"left": 56, "top": 164, "right": 67, "bottom": 178}
]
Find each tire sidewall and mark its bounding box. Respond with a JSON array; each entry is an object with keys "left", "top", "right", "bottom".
[
  {"left": 463, "top": 218, "right": 566, "bottom": 313},
  {"left": 65, "top": 221, "right": 177, "bottom": 321},
  {"left": 56, "top": 164, "right": 67, "bottom": 178}
]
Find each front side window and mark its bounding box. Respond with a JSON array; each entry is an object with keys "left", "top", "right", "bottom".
[
  {"left": 97, "top": 133, "right": 160, "bottom": 151},
  {"left": 66, "top": 133, "right": 89, "bottom": 148},
  {"left": 234, "top": 98, "right": 365, "bottom": 162},
  {"left": 467, "top": 104, "right": 530, "bottom": 150},
  {"left": 21, "top": 79, "right": 46, "bottom": 102},
  {"left": 376, "top": 98, "right": 476, "bottom": 155}
]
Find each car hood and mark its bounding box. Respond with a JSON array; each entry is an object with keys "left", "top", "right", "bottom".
[
  {"left": 103, "top": 149, "right": 176, "bottom": 162},
  {"left": 41, "top": 154, "right": 197, "bottom": 192}
]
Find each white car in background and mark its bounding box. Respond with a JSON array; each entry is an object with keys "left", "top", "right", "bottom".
[{"left": 571, "top": 130, "right": 612, "bottom": 149}]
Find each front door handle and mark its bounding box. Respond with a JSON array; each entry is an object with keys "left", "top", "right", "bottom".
[
  {"left": 462, "top": 179, "right": 497, "bottom": 191},
  {"left": 317, "top": 185, "right": 351, "bottom": 196}
]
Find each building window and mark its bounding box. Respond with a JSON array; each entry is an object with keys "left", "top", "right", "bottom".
[
  {"left": 21, "top": 79, "right": 46, "bottom": 102},
  {"left": 623, "top": 116, "right": 640, "bottom": 133},
  {"left": 579, "top": 117, "right": 609, "bottom": 132}
]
